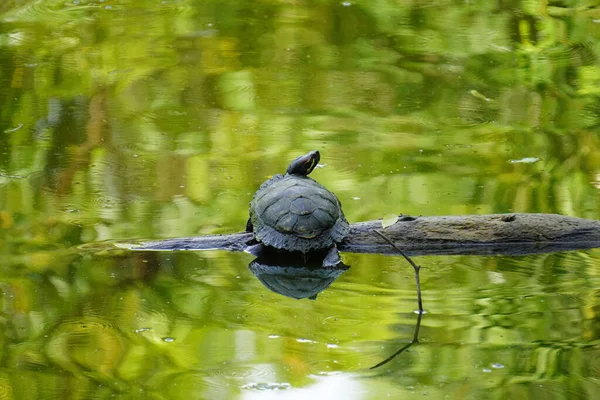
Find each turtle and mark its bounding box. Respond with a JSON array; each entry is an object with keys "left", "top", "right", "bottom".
[{"left": 246, "top": 150, "right": 350, "bottom": 266}]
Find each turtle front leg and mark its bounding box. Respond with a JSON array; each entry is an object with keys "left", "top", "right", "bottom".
[{"left": 322, "top": 244, "right": 342, "bottom": 267}]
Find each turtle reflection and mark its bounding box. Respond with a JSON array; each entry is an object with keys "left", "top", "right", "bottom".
[{"left": 249, "top": 254, "right": 349, "bottom": 300}]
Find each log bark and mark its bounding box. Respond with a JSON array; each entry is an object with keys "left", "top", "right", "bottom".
[{"left": 133, "top": 213, "right": 600, "bottom": 256}]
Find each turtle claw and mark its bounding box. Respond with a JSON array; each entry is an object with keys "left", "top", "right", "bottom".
[{"left": 245, "top": 243, "right": 265, "bottom": 257}]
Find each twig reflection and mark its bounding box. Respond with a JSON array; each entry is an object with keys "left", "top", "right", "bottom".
[
  {"left": 370, "top": 311, "right": 423, "bottom": 369},
  {"left": 370, "top": 229, "right": 425, "bottom": 369}
]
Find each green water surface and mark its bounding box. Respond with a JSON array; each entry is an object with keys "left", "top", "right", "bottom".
[{"left": 1, "top": 1, "right": 600, "bottom": 399}]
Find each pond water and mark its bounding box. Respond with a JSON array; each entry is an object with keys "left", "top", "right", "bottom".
[{"left": 1, "top": 1, "right": 600, "bottom": 399}]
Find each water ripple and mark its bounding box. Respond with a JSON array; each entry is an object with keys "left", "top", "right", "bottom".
[
  {"left": 0, "top": 376, "right": 12, "bottom": 400},
  {"left": 46, "top": 317, "right": 123, "bottom": 374},
  {"left": 205, "top": 363, "right": 278, "bottom": 386},
  {"left": 4, "top": 1, "right": 95, "bottom": 23}
]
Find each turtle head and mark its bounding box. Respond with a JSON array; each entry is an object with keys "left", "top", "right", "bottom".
[{"left": 286, "top": 150, "right": 320, "bottom": 176}]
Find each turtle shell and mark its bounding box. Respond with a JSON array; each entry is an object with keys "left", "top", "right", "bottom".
[{"left": 249, "top": 174, "right": 349, "bottom": 252}]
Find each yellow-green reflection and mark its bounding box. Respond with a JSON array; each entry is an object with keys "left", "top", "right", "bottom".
[{"left": 0, "top": 0, "right": 599, "bottom": 398}]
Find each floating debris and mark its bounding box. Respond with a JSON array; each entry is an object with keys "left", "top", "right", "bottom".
[
  {"left": 296, "top": 338, "right": 316, "bottom": 344},
  {"left": 470, "top": 90, "right": 492, "bottom": 102},
  {"left": 381, "top": 214, "right": 399, "bottom": 229},
  {"left": 4, "top": 124, "right": 23, "bottom": 133},
  {"left": 242, "top": 382, "right": 291, "bottom": 391},
  {"left": 509, "top": 157, "right": 539, "bottom": 164}
]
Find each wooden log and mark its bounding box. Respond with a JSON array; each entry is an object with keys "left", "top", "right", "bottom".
[
  {"left": 133, "top": 213, "right": 600, "bottom": 256},
  {"left": 341, "top": 213, "right": 600, "bottom": 256}
]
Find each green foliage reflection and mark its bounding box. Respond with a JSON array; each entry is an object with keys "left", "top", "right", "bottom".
[{"left": 0, "top": 0, "right": 599, "bottom": 398}]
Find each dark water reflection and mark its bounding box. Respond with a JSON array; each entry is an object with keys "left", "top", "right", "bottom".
[{"left": 1, "top": 0, "right": 600, "bottom": 398}]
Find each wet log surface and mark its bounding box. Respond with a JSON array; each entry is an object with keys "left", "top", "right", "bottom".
[{"left": 134, "top": 213, "right": 600, "bottom": 256}]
